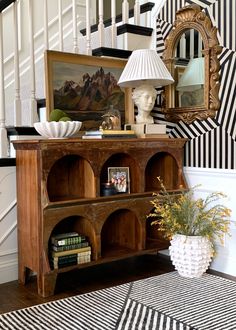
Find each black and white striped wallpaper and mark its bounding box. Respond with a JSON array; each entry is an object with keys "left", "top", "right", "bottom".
[{"left": 154, "top": 0, "right": 236, "bottom": 169}]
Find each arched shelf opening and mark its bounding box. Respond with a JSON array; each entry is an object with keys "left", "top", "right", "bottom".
[
  {"left": 101, "top": 209, "right": 142, "bottom": 258},
  {"left": 145, "top": 152, "right": 179, "bottom": 192},
  {"left": 47, "top": 155, "right": 94, "bottom": 202},
  {"left": 48, "top": 215, "right": 97, "bottom": 270}
]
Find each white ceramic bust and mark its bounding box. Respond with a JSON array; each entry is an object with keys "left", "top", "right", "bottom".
[{"left": 132, "top": 85, "right": 157, "bottom": 124}]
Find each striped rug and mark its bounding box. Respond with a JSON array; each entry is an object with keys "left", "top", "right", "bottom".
[{"left": 1, "top": 272, "right": 236, "bottom": 330}]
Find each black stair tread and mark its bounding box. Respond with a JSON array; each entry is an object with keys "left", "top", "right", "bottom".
[
  {"left": 37, "top": 98, "right": 46, "bottom": 108},
  {"left": 0, "top": 158, "right": 16, "bottom": 166},
  {"left": 6, "top": 126, "right": 39, "bottom": 136},
  {"left": 92, "top": 47, "right": 132, "bottom": 59},
  {"left": 117, "top": 24, "right": 153, "bottom": 36}
]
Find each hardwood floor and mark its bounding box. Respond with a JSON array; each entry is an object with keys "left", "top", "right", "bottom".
[
  {"left": 1, "top": 253, "right": 235, "bottom": 315},
  {"left": 0, "top": 254, "right": 174, "bottom": 314}
]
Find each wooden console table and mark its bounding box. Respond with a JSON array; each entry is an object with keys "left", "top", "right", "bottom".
[{"left": 13, "top": 137, "right": 187, "bottom": 297}]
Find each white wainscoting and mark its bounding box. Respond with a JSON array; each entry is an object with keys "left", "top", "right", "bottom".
[
  {"left": 0, "top": 167, "right": 18, "bottom": 284},
  {"left": 184, "top": 166, "right": 236, "bottom": 276}
]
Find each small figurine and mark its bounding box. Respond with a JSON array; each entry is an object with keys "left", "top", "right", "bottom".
[{"left": 100, "top": 105, "right": 121, "bottom": 130}]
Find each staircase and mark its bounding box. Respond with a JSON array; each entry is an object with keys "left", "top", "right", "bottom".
[{"left": 0, "top": 0, "right": 160, "bottom": 158}]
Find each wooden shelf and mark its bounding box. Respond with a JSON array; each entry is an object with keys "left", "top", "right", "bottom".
[{"left": 13, "top": 137, "right": 187, "bottom": 297}]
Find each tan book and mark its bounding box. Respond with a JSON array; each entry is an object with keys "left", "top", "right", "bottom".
[
  {"left": 139, "top": 134, "right": 169, "bottom": 139},
  {"left": 51, "top": 246, "right": 91, "bottom": 257},
  {"left": 101, "top": 129, "right": 135, "bottom": 135},
  {"left": 145, "top": 124, "right": 166, "bottom": 134},
  {"left": 85, "top": 129, "right": 135, "bottom": 136}
]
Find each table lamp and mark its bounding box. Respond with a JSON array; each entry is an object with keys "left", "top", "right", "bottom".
[{"left": 118, "top": 49, "right": 174, "bottom": 124}]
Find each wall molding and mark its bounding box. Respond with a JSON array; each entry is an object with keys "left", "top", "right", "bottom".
[
  {"left": 183, "top": 166, "right": 236, "bottom": 276},
  {"left": 0, "top": 247, "right": 17, "bottom": 257},
  {"left": 0, "top": 258, "right": 18, "bottom": 284},
  {"left": 184, "top": 166, "right": 236, "bottom": 178}
]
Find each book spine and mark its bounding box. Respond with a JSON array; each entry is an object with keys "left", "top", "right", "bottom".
[
  {"left": 52, "top": 235, "right": 87, "bottom": 247},
  {"left": 77, "top": 251, "right": 91, "bottom": 264},
  {"left": 51, "top": 246, "right": 91, "bottom": 257},
  {"left": 85, "top": 130, "right": 135, "bottom": 135},
  {"left": 51, "top": 231, "right": 79, "bottom": 241},
  {"left": 82, "top": 135, "right": 102, "bottom": 139},
  {"left": 52, "top": 241, "right": 89, "bottom": 252},
  {"left": 101, "top": 134, "right": 137, "bottom": 139},
  {"left": 52, "top": 251, "right": 91, "bottom": 269}
]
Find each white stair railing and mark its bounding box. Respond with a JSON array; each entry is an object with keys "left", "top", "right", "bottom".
[
  {"left": 111, "top": 0, "right": 117, "bottom": 48},
  {"left": 58, "top": 0, "right": 64, "bottom": 51},
  {"left": 72, "top": 0, "right": 79, "bottom": 53},
  {"left": 122, "top": 0, "right": 129, "bottom": 24},
  {"left": 134, "top": 0, "right": 140, "bottom": 25},
  {"left": 13, "top": 1, "right": 21, "bottom": 126},
  {"left": 28, "top": 0, "right": 38, "bottom": 126},
  {"left": 0, "top": 0, "right": 153, "bottom": 158},
  {"left": 0, "top": 11, "right": 7, "bottom": 158},
  {"left": 86, "top": 0, "right": 92, "bottom": 55},
  {"left": 44, "top": 0, "right": 49, "bottom": 49},
  {"left": 98, "top": 0, "right": 105, "bottom": 47}
]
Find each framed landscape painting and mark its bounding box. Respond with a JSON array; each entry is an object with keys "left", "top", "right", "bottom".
[{"left": 44, "top": 50, "right": 133, "bottom": 131}]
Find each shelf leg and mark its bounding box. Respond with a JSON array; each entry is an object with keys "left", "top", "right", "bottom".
[{"left": 38, "top": 272, "right": 58, "bottom": 297}]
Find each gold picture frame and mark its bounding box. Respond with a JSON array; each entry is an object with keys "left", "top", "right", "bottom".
[
  {"left": 162, "top": 4, "right": 222, "bottom": 123},
  {"left": 44, "top": 50, "right": 133, "bottom": 131}
]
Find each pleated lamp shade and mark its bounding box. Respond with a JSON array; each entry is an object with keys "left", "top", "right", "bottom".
[
  {"left": 176, "top": 57, "right": 204, "bottom": 92},
  {"left": 118, "top": 49, "right": 174, "bottom": 88}
]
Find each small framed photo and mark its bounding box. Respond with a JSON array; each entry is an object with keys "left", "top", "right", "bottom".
[{"left": 108, "top": 167, "right": 130, "bottom": 193}]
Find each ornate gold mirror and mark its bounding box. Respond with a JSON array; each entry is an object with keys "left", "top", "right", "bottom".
[{"left": 162, "top": 4, "right": 222, "bottom": 124}]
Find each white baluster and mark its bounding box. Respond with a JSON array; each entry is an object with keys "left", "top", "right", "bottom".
[
  {"left": 111, "top": 0, "right": 116, "bottom": 48},
  {"left": 122, "top": 0, "right": 129, "bottom": 24},
  {"left": 198, "top": 32, "right": 203, "bottom": 57},
  {"left": 134, "top": 0, "right": 140, "bottom": 25},
  {"left": 86, "top": 0, "right": 92, "bottom": 55},
  {"left": 190, "top": 29, "right": 194, "bottom": 59},
  {"left": 0, "top": 13, "right": 8, "bottom": 157},
  {"left": 28, "top": 0, "right": 38, "bottom": 125},
  {"left": 98, "top": 0, "right": 104, "bottom": 47},
  {"left": 72, "top": 0, "right": 78, "bottom": 53},
  {"left": 13, "top": 1, "right": 21, "bottom": 126},
  {"left": 44, "top": 0, "right": 49, "bottom": 49},
  {"left": 58, "top": 0, "right": 63, "bottom": 51},
  {"left": 180, "top": 33, "right": 186, "bottom": 58}
]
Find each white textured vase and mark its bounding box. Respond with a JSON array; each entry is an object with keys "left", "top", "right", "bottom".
[{"left": 169, "top": 234, "right": 213, "bottom": 278}]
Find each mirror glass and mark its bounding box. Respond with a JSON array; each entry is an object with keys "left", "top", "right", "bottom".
[{"left": 174, "top": 29, "right": 204, "bottom": 108}]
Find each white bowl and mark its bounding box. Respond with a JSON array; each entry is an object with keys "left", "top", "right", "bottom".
[{"left": 34, "top": 121, "right": 82, "bottom": 138}]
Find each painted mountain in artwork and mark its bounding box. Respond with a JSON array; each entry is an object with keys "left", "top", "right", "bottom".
[{"left": 54, "top": 67, "right": 124, "bottom": 111}]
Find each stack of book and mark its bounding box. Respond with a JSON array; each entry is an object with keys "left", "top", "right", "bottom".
[
  {"left": 125, "top": 123, "right": 169, "bottom": 138},
  {"left": 50, "top": 232, "right": 91, "bottom": 269},
  {"left": 82, "top": 129, "right": 137, "bottom": 139}
]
